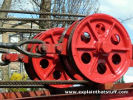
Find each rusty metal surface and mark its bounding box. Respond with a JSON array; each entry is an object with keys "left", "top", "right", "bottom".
[
  {"left": 16, "top": 87, "right": 133, "bottom": 100},
  {"left": 13, "top": 88, "right": 133, "bottom": 100},
  {"left": 98, "top": 83, "right": 114, "bottom": 90},
  {"left": 0, "top": 90, "right": 50, "bottom": 100},
  {"left": 16, "top": 94, "right": 99, "bottom": 100},
  {"left": 101, "top": 89, "right": 133, "bottom": 100},
  {"left": 112, "top": 82, "right": 133, "bottom": 90},
  {"left": 0, "top": 83, "right": 133, "bottom": 100}
]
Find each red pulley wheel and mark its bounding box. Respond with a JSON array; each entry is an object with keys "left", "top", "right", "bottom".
[
  {"left": 60, "top": 21, "right": 86, "bottom": 80},
  {"left": 68, "top": 14, "right": 132, "bottom": 83},
  {"left": 28, "top": 28, "right": 72, "bottom": 88}
]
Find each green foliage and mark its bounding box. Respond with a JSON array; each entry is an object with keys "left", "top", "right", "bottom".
[{"left": 8, "top": 72, "right": 28, "bottom": 92}]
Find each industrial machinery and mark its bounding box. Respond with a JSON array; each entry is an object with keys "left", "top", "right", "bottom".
[{"left": 0, "top": 13, "right": 133, "bottom": 89}]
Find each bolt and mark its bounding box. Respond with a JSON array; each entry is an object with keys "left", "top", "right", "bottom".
[
  {"left": 111, "top": 34, "right": 120, "bottom": 45},
  {"left": 81, "top": 32, "right": 91, "bottom": 43}
]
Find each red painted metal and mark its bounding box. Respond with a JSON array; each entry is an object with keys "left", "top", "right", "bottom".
[
  {"left": 131, "top": 45, "right": 133, "bottom": 66},
  {"left": 131, "top": 61, "right": 133, "bottom": 66},
  {"left": 2, "top": 53, "right": 29, "bottom": 63},
  {"left": 69, "top": 14, "right": 132, "bottom": 83},
  {"left": 29, "top": 28, "right": 72, "bottom": 88}
]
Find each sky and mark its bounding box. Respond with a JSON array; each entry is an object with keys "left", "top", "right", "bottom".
[
  {"left": 99, "top": 0, "right": 133, "bottom": 82},
  {"left": 0, "top": 0, "right": 133, "bottom": 82},
  {"left": 99, "top": 0, "right": 133, "bottom": 43}
]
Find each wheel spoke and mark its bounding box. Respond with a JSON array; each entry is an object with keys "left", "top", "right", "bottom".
[
  {"left": 105, "top": 23, "right": 115, "bottom": 40},
  {"left": 89, "top": 56, "right": 98, "bottom": 75},
  {"left": 106, "top": 59, "right": 116, "bottom": 75},
  {"left": 112, "top": 47, "right": 129, "bottom": 53},
  {"left": 62, "top": 71, "right": 68, "bottom": 80},
  {"left": 45, "top": 54, "right": 55, "bottom": 59},
  {"left": 76, "top": 45, "right": 96, "bottom": 51},
  {"left": 51, "top": 34, "right": 57, "bottom": 44},
  {"left": 43, "top": 66, "right": 55, "bottom": 80},
  {"left": 87, "top": 21, "right": 99, "bottom": 41}
]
